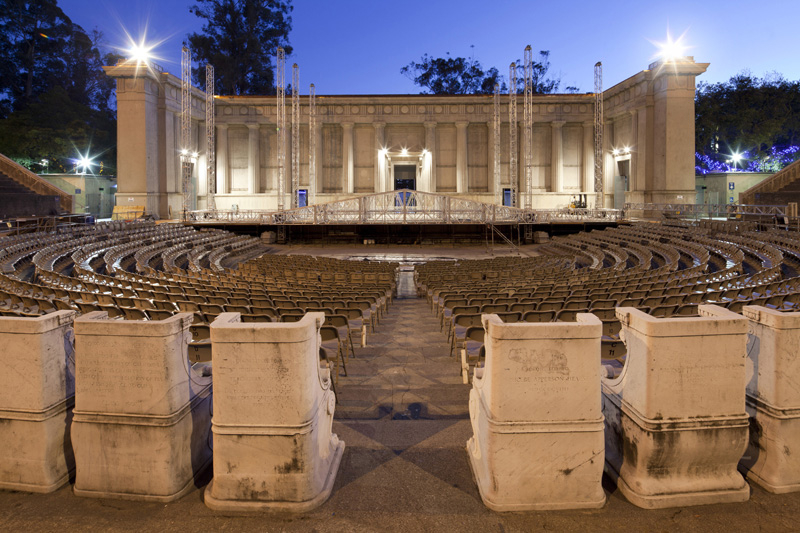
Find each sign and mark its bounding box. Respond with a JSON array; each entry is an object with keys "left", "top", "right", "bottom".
[
  {"left": 730, "top": 197, "right": 735, "bottom": 204},
  {"left": 74, "top": 188, "right": 81, "bottom": 194},
  {"left": 729, "top": 182, "right": 735, "bottom": 190}
]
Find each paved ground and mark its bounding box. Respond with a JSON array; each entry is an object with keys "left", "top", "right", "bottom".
[{"left": 3, "top": 252, "right": 800, "bottom": 531}]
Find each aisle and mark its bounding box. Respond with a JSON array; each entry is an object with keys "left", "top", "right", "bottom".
[{"left": 334, "top": 295, "right": 469, "bottom": 420}]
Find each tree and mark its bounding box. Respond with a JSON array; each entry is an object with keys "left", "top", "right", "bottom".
[
  {"left": 401, "top": 49, "right": 575, "bottom": 95},
  {"left": 0, "top": 0, "right": 121, "bottom": 172},
  {"left": 0, "top": 0, "right": 76, "bottom": 117},
  {"left": 695, "top": 72, "right": 800, "bottom": 173},
  {"left": 187, "top": 0, "right": 293, "bottom": 95}
]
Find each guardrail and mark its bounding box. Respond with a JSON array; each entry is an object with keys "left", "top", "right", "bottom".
[
  {"left": 624, "top": 203, "right": 790, "bottom": 219},
  {"left": 186, "top": 190, "right": 623, "bottom": 225}
]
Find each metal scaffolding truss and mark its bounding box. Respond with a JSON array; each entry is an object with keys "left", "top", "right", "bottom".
[
  {"left": 523, "top": 46, "right": 533, "bottom": 209},
  {"left": 493, "top": 83, "right": 501, "bottom": 205},
  {"left": 180, "top": 46, "right": 192, "bottom": 219},
  {"left": 276, "top": 47, "right": 286, "bottom": 211},
  {"left": 508, "top": 63, "right": 518, "bottom": 208},
  {"left": 291, "top": 63, "right": 300, "bottom": 208},
  {"left": 594, "top": 62, "right": 604, "bottom": 199},
  {"left": 205, "top": 64, "right": 216, "bottom": 212},
  {"left": 186, "top": 190, "right": 623, "bottom": 225}
]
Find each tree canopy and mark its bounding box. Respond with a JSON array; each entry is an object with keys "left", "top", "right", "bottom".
[
  {"left": 401, "top": 50, "right": 577, "bottom": 95},
  {"left": 0, "top": 0, "right": 119, "bottom": 173},
  {"left": 187, "top": 0, "right": 293, "bottom": 95},
  {"left": 695, "top": 72, "right": 800, "bottom": 173}
]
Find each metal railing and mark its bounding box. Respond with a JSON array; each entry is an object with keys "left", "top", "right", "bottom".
[
  {"left": 624, "top": 202, "right": 790, "bottom": 219},
  {"left": 186, "top": 190, "right": 624, "bottom": 225}
]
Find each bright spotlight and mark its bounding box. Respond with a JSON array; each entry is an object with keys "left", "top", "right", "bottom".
[
  {"left": 612, "top": 148, "right": 620, "bottom": 156},
  {"left": 730, "top": 151, "right": 744, "bottom": 170},
  {"left": 401, "top": 148, "right": 408, "bottom": 156},
  {"left": 422, "top": 149, "right": 428, "bottom": 155},
  {"left": 654, "top": 31, "right": 690, "bottom": 63},
  {"left": 128, "top": 40, "right": 154, "bottom": 64},
  {"left": 378, "top": 148, "right": 388, "bottom": 156},
  {"left": 76, "top": 154, "right": 95, "bottom": 174},
  {"left": 623, "top": 146, "right": 631, "bottom": 154}
]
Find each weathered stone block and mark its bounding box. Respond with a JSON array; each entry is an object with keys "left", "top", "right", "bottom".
[
  {"left": 72, "top": 312, "right": 212, "bottom": 501},
  {"left": 602, "top": 305, "right": 749, "bottom": 508},
  {"left": 0, "top": 311, "right": 76, "bottom": 492},
  {"left": 740, "top": 306, "right": 800, "bottom": 493},
  {"left": 204, "top": 312, "right": 344, "bottom": 512},
  {"left": 467, "top": 313, "right": 606, "bottom": 511}
]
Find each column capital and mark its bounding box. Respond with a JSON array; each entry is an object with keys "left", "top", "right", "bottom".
[
  {"left": 455, "top": 121, "right": 469, "bottom": 129},
  {"left": 341, "top": 122, "right": 354, "bottom": 130},
  {"left": 217, "top": 123, "right": 229, "bottom": 130},
  {"left": 551, "top": 120, "right": 566, "bottom": 128},
  {"left": 424, "top": 121, "right": 437, "bottom": 129},
  {"left": 372, "top": 121, "right": 385, "bottom": 131},
  {"left": 247, "top": 123, "right": 259, "bottom": 130}
]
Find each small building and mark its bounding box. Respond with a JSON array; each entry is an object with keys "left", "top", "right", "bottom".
[
  {"left": 39, "top": 173, "right": 117, "bottom": 218},
  {"left": 695, "top": 172, "right": 773, "bottom": 205}
]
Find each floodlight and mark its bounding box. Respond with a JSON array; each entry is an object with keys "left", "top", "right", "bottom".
[
  {"left": 656, "top": 32, "right": 689, "bottom": 63},
  {"left": 612, "top": 148, "right": 620, "bottom": 156},
  {"left": 401, "top": 148, "right": 408, "bottom": 156},
  {"left": 128, "top": 41, "right": 153, "bottom": 64}
]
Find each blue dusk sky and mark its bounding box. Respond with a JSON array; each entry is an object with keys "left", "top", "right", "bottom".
[{"left": 58, "top": 0, "right": 800, "bottom": 95}]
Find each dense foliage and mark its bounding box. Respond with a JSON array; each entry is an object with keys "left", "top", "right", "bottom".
[
  {"left": 695, "top": 72, "right": 800, "bottom": 174},
  {"left": 187, "top": 0, "right": 293, "bottom": 95},
  {"left": 0, "top": 0, "right": 119, "bottom": 173},
  {"left": 401, "top": 50, "right": 577, "bottom": 95}
]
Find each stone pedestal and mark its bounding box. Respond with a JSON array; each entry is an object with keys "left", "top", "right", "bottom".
[
  {"left": 740, "top": 306, "right": 800, "bottom": 493},
  {"left": 467, "top": 313, "right": 606, "bottom": 511},
  {"left": 602, "top": 305, "right": 749, "bottom": 509},
  {"left": 72, "top": 312, "right": 212, "bottom": 501},
  {"left": 204, "top": 312, "right": 344, "bottom": 512},
  {"left": 0, "top": 311, "right": 77, "bottom": 493}
]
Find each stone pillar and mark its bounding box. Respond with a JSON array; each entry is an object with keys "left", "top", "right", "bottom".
[
  {"left": 247, "top": 124, "right": 260, "bottom": 194},
  {"left": 551, "top": 121, "right": 564, "bottom": 193},
  {"left": 629, "top": 110, "right": 638, "bottom": 192},
  {"left": 651, "top": 59, "right": 709, "bottom": 201},
  {"left": 314, "top": 123, "right": 323, "bottom": 195},
  {"left": 486, "top": 121, "right": 496, "bottom": 196},
  {"left": 456, "top": 121, "right": 468, "bottom": 193},
  {"left": 425, "top": 122, "right": 437, "bottom": 193},
  {"left": 342, "top": 122, "right": 354, "bottom": 194},
  {"left": 216, "top": 124, "right": 229, "bottom": 194},
  {"left": 582, "top": 121, "right": 594, "bottom": 193},
  {"left": 373, "top": 122, "right": 385, "bottom": 193}
]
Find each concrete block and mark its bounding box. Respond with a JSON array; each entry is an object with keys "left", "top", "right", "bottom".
[
  {"left": 204, "top": 312, "right": 344, "bottom": 512},
  {"left": 467, "top": 313, "right": 606, "bottom": 511},
  {"left": 740, "top": 306, "right": 800, "bottom": 493},
  {"left": 602, "top": 305, "right": 750, "bottom": 508},
  {"left": 72, "top": 312, "right": 212, "bottom": 501},
  {"left": 0, "top": 311, "right": 77, "bottom": 492}
]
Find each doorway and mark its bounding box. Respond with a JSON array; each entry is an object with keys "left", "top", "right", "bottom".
[{"left": 394, "top": 165, "right": 416, "bottom": 190}]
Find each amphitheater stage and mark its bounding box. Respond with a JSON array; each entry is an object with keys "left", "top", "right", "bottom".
[{"left": 182, "top": 221, "right": 623, "bottom": 245}]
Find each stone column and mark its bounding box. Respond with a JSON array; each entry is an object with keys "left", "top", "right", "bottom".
[
  {"left": 582, "top": 121, "right": 594, "bottom": 193},
  {"left": 314, "top": 123, "right": 323, "bottom": 195},
  {"left": 342, "top": 122, "right": 354, "bottom": 193},
  {"left": 629, "top": 109, "right": 639, "bottom": 191},
  {"left": 373, "top": 122, "right": 385, "bottom": 193},
  {"left": 247, "top": 124, "right": 260, "bottom": 194},
  {"left": 456, "top": 121, "right": 468, "bottom": 194},
  {"left": 487, "top": 121, "right": 496, "bottom": 197},
  {"left": 551, "top": 121, "right": 565, "bottom": 193},
  {"left": 216, "top": 124, "right": 229, "bottom": 194},
  {"left": 425, "top": 121, "right": 437, "bottom": 193}
]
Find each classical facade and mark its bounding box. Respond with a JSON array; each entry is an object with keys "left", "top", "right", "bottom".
[{"left": 104, "top": 58, "right": 708, "bottom": 219}]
